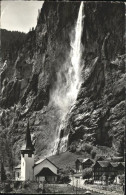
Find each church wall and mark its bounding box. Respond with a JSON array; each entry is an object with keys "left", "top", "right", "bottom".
[{"left": 21, "top": 153, "right": 34, "bottom": 181}]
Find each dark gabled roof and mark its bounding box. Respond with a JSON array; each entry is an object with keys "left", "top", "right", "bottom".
[
  {"left": 96, "top": 161, "right": 110, "bottom": 167},
  {"left": 21, "top": 120, "right": 34, "bottom": 152},
  {"left": 96, "top": 156, "right": 105, "bottom": 161},
  {"left": 75, "top": 158, "right": 84, "bottom": 163},
  {"left": 121, "top": 162, "right": 125, "bottom": 167},
  {"left": 25, "top": 121, "right": 34, "bottom": 151},
  {"left": 34, "top": 158, "right": 58, "bottom": 169},
  {"left": 106, "top": 156, "right": 124, "bottom": 162},
  {"left": 110, "top": 162, "right": 120, "bottom": 167},
  {"left": 36, "top": 167, "right": 57, "bottom": 177},
  {"left": 82, "top": 158, "right": 94, "bottom": 163}
]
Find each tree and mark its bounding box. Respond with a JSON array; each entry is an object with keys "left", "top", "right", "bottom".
[
  {"left": 1, "top": 161, "right": 7, "bottom": 182},
  {"left": 91, "top": 149, "right": 96, "bottom": 159},
  {"left": 82, "top": 168, "right": 93, "bottom": 180}
]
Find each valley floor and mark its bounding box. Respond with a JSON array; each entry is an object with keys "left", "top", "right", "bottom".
[
  {"left": 0, "top": 181, "right": 124, "bottom": 194},
  {"left": 69, "top": 181, "right": 124, "bottom": 195}
]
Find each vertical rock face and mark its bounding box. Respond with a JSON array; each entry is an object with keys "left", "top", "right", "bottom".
[
  {"left": 0, "top": 1, "right": 125, "bottom": 164},
  {"left": 67, "top": 2, "right": 125, "bottom": 155}
]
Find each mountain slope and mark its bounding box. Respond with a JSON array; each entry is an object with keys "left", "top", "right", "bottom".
[{"left": 0, "top": 2, "right": 125, "bottom": 171}]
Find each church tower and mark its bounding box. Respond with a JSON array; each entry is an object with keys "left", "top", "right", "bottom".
[{"left": 21, "top": 121, "right": 35, "bottom": 181}]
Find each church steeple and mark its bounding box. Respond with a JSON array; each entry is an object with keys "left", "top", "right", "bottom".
[
  {"left": 25, "top": 120, "right": 34, "bottom": 151},
  {"left": 20, "top": 120, "right": 35, "bottom": 181}
]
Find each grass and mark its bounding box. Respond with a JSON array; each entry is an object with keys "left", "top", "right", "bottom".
[
  {"left": 47, "top": 145, "right": 116, "bottom": 171},
  {"left": 43, "top": 184, "right": 105, "bottom": 194},
  {"left": 0, "top": 181, "right": 105, "bottom": 194},
  {"left": 48, "top": 151, "right": 90, "bottom": 171}
]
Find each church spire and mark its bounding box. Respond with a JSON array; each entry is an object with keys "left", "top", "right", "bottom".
[{"left": 25, "top": 120, "right": 34, "bottom": 151}]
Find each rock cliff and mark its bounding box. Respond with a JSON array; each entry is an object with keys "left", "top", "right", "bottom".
[{"left": 0, "top": 1, "right": 125, "bottom": 168}]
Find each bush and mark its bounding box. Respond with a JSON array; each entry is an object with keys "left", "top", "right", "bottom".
[
  {"left": 91, "top": 149, "right": 96, "bottom": 159},
  {"left": 58, "top": 175, "right": 71, "bottom": 184},
  {"left": 82, "top": 168, "right": 93, "bottom": 180},
  {"left": 69, "top": 143, "right": 76, "bottom": 152},
  {"left": 14, "top": 181, "right": 21, "bottom": 188},
  {"left": 22, "top": 181, "right": 29, "bottom": 188},
  {"left": 4, "top": 183, "right": 12, "bottom": 193},
  {"left": 83, "top": 144, "right": 93, "bottom": 154},
  {"left": 118, "top": 174, "right": 124, "bottom": 184}
]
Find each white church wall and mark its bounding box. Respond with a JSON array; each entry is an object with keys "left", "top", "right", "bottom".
[{"left": 21, "top": 153, "right": 34, "bottom": 181}]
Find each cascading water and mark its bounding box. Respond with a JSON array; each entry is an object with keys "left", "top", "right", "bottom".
[{"left": 50, "top": 2, "right": 84, "bottom": 155}]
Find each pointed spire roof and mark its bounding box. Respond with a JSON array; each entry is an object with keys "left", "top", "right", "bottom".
[{"left": 25, "top": 120, "right": 34, "bottom": 151}]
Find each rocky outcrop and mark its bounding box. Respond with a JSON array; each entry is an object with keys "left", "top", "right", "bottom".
[
  {"left": 67, "top": 2, "right": 125, "bottom": 155},
  {"left": 0, "top": 1, "right": 125, "bottom": 167}
]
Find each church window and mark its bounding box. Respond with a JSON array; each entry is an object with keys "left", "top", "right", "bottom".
[
  {"left": 28, "top": 153, "right": 32, "bottom": 157},
  {"left": 17, "top": 172, "right": 20, "bottom": 178}
]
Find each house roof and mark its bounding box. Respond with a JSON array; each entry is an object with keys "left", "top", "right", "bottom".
[
  {"left": 75, "top": 158, "right": 84, "bottom": 163},
  {"left": 106, "top": 156, "right": 124, "bottom": 162},
  {"left": 82, "top": 158, "right": 93, "bottom": 163},
  {"left": 36, "top": 167, "right": 57, "bottom": 177},
  {"left": 110, "top": 162, "right": 120, "bottom": 167},
  {"left": 34, "top": 158, "right": 58, "bottom": 169},
  {"left": 96, "top": 156, "right": 105, "bottom": 161},
  {"left": 121, "top": 162, "right": 125, "bottom": 167},
  {"left": 96, "top": 161, "right": 110, "bottom": 167},
  {"left": 15, "top": 164, "right": 21, "bottom": 169}
]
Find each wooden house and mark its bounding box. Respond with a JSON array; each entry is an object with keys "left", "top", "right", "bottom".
[
  {"left": 75, "top": 158, "right": 83, "bottom": 173},
  {"left": 75, "top": 158, "right": 94, "bottom": 173},
  {"left": 82, "top": 158, "right": 94, "bottom": 169},
  {"left": 93, "top": 161, "right": 125, "bottom": 184},
  {"left": 93, "top": 161, "right": 110, "bottom": 182},
  {"left": 34, "top": 158, "right": 58, "bottom": 183}
]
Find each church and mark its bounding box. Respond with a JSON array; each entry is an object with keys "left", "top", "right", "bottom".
[{"left": 15, "top": 122, "right": 58, "bottom": 183}]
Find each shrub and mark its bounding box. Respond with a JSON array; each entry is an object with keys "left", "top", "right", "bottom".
[
  {"left": 4, "top": 183, "right": 12, "bottom": 193},
  {"left": 14, "top": 181, "right": 21, "bottom": 188},
  {"left": 119, "top": 174, "right": 124, "bottom": 184},
  {"left": 91, "top": 149, "right": 96, "bottom": 159},
  {"left": 69, "top": 143, "right": 76, "bottom": 152},
  {"left": 58, "top": 175, "right": 71, "bottom": 184},
  {"left": 22, "top": 181, "right": 29, "bottom": 188},
  {"left": 82, "top": 168, "right": 93, "bottom": 180},
  {"left": 83, "top": 144, "right": 93, "bottom": 154}
]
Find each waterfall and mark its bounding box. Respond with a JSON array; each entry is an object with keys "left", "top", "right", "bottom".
[{"left": 50, "top": 2, "right": 84, "bottom": 155}]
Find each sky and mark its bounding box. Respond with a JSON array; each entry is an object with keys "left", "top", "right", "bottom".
[{"left": 1, "top": 1, "right": 44, "bottom": 33}]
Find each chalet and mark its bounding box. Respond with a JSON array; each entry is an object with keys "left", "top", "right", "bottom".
[
  {"left": 93, "top": 161, "right": 125, "bottom": 184},
  {"left": 15, "top": 122, "right": 58, "bottom": 183},
  {"left": 93, "top": 161, "right": 110, "bottom": 182},
  {"left": 75, "top": 158, "right": 94, "bottom": 173},
  {"left": 34, "top": 158, "right": 58, "bottom": 183},
  {"left": 75, "top": 158, "right": 83, "bottom": 173},
  {"left": 82, "top": 159, "right": 94, "bottom": 169}
]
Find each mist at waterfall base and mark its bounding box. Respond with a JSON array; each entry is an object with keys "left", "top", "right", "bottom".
[{"left": 49, "top": 2, "right": 84, "bottom": 155}]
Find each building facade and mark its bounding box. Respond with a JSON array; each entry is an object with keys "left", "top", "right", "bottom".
[
  {"left": 15, "top": 122, "right": 58, "bottom": 183},
  {"left": 93, "top": 161, "right": 125, "bottom": 184}
]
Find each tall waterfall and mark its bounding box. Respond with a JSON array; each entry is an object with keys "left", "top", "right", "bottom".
[{"left": 50, "top": 2, "right": 84, "bottom": 155}]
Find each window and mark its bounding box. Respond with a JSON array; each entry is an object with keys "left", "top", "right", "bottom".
[
  {"left": 28, "top": 153, "right": 32, "bottom": 157},
  {"left": 17, "top": 172, "right": 20, "bottom": 178}
]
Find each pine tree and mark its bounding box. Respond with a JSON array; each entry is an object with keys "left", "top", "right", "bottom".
[{"left": 1, "top": 161, "right": 7, "bottom": 182}]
